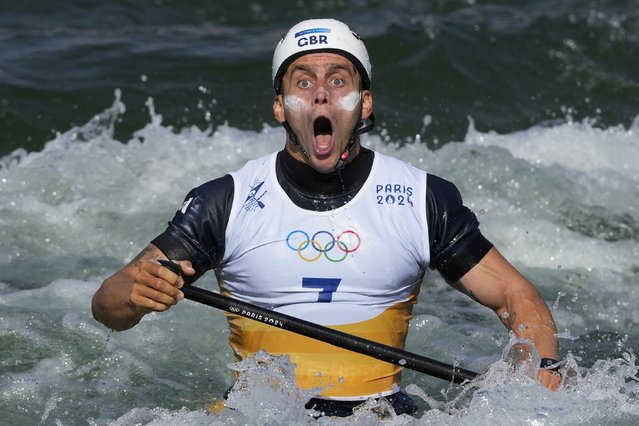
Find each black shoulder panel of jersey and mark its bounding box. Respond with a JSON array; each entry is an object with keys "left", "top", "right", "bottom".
[
  {"left": 427, "top": 173, "right": 493, "bottom": 282},
  {"left": 151, "top": 174, "right": 234, "bottom": 282}
]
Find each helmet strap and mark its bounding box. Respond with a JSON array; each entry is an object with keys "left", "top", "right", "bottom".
[
  {"left": 334, "top": 133, "right": 357, "bottom": 171},
  {"left": 283, "top": 120, "right": 314, "bottom": 167}
]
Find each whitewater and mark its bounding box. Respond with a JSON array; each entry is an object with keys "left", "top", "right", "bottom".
[{"left": 1, "top": 92, "right": 638, "bottom": 425}]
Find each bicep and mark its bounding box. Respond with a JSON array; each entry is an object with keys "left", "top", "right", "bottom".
[{"left": 452, "top": 247, "right": 526, "bottom": 313}]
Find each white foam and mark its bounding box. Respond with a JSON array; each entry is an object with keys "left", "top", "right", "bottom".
[{"left": 2, "top": 94, "right": 638, "bottom": 425}]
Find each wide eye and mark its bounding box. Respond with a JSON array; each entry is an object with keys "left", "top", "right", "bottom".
[
  {"left": 298, "top": 79, "right": 311, "bottom": 89},
  {"left": 331, "top": 77, "right": 345, "bottom": 87}
]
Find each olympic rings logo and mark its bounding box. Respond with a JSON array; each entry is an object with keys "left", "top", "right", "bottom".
[{"left": 285, "top": 229, "right": 361, "bottom": 263}]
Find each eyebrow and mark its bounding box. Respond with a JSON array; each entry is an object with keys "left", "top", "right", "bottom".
[{"left": 290, "top": 63, "right": 357, "bottom": 75}]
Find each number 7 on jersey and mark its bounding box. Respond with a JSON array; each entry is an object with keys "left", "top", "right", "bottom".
[{"left": 302, "top": 277, "right": 342, "bottom": 302}]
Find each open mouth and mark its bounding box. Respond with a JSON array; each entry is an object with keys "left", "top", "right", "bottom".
[
  {"left": 312, "top": 116, "right": 334, "bottom": 156},
  {"left": 314, "top": 116, "right": 333, "bottom": 137}
]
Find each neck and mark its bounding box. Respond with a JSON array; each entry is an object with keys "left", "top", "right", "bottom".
[{"left": 276, "top": 147, "right": 374, "bottom": 208}]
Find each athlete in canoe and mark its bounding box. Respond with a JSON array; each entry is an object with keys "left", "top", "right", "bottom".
[{"left": 92, "top": 18, "right": 561, "bottom": 417}]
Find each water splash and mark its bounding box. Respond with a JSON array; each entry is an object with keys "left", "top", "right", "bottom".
[
  {"left": 1, "top": 92, "right": 638, "bottom": 425},
  {"left": 221, "top": 350, "right": 319, "bottom": 423}
]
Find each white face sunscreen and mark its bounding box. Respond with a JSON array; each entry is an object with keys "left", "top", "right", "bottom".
[
  {"left": 283, "top": 95, "right": 307, "bottom": 112},
  {"left": 337, "top": 91, "right": 360, "bottom": 112}
]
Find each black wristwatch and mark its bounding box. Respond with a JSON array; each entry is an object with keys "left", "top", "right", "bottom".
[{"left": 539, "top": 358, "right": 560, "bottom": 371}]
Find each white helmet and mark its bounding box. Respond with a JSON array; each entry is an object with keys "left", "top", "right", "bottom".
[{"left": 272, "top": 19, "right": 371, "bottom": 94}]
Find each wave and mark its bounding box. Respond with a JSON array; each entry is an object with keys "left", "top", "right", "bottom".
[{"left": 1, "top": 92, "right": 638, "bottom": 425}]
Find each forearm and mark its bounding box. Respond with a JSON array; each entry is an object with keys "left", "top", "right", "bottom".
[
  {"left": 457, "top": 248, "right": 559, "bottom": 359},
  {"left": 497, "top": 283, "right": 558, "bottom": 359},
  {"left": 454, "top": 247, "right": 561, "bottom": 390}
]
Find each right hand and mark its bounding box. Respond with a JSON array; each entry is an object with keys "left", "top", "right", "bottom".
[
  {"left": 128, "top": 259, "right": 194, "bottom": 314},
  {"left": 537, "top": 368, "right": 561, "bottom": 391}
]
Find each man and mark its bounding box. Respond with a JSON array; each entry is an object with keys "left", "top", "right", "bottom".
[{"left": 92, "top": 19, "right": 560, "bottom": 417}]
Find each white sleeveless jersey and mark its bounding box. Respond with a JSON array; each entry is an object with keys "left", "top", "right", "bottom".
[{"left": 218, "top": 151, "right": 430, "bottom": 399}]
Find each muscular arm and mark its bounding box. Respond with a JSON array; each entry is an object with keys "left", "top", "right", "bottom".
[
  {"left": 426, "top": 174, "right": 559, "bottom": 389},
  {"left": 452, "top": 247, "right": 560, "bottom": 389},
  {"left": 91, "top": 244, "right": 195, "bottom": 331},
  {"left": 92, "top": 175, "right": 234, "bottom": 331}
]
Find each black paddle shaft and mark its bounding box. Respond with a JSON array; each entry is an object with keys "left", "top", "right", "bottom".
[{"left": 181, "top": 285, "right": 479, "bottom": 384}]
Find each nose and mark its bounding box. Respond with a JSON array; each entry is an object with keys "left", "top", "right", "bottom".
[{"left": 313, "top": 85, "right": 329, "bottom": 104}]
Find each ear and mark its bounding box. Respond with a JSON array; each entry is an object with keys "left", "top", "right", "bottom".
[
  {"left": 360, "top": 90, "right": 373, "bottom": 120},
  {"left": 273, "top": 95, "right": 286, "bottom": 124}
]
